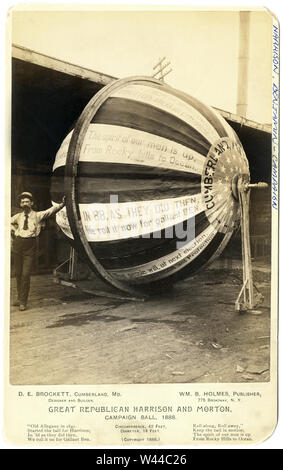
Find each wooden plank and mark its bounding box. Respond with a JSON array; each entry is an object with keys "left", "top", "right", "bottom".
[
  {"left": 12, "top": 44, "right": 116, "bottom": 86},
  {"left": 53, "top": 276, "right": 145, "bottom": 302}
]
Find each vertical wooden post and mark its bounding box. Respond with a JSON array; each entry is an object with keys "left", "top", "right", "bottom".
[
  {"left": 239, "top": 184, "right": 254, "bottom": 309},
  {"left": 235, "top": 179, "right": 268, "bottom": 311},
  {"left": 237, "top": 11, "right": 250, "bottom": 118},
  {"left": 68, "top": 246, "right": 78, "bottom": 280}
]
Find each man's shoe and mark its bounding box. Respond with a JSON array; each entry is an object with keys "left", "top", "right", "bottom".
[
  {"left": 12, "top": 300, "right": 20, "bottom": 306},
  {"left": 19, "top": 305, "right": 26, "bottom": 311}
]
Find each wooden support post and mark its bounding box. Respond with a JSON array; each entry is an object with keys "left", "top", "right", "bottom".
[
  {"left": 235, "top": 178, "right": 268, "bottom": 311},
  {"left": 68, "top": 246, "right": 78, "bottom": 280},
  {"left": 239, "top": 178, "right": 253, "bottom": 309}
]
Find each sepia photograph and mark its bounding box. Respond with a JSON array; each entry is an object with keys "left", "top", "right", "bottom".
[{"left": 3, "top": 3, "right": 279, "bottom": 447}]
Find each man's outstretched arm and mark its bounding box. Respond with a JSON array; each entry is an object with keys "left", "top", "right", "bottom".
[{"left": 37, "top": 196, "right": 66, "bottom": 221}]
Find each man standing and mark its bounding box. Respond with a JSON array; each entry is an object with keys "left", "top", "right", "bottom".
[{"left": 11, "top": 192, "right": 66, "bottom": 311}]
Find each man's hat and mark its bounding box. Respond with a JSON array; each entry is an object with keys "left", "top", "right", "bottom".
[{"left": 17, "top": 192, "right": 33, "bottom": 202}]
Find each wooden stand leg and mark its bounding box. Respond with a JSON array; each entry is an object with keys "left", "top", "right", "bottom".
[
  {"left": 68, "top": 247, "right": 78, "bottom": 280},
  {"left": 235, "top": 178, "right": 268, "bottom": 311}
]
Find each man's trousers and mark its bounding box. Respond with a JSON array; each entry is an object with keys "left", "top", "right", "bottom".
[{"left": 13, "top": 236, "right": 36, "bottom": 306}]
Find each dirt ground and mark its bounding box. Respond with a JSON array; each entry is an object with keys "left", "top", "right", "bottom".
[{"left": 9, "top": 259, "right": 271, "bottom": 385}]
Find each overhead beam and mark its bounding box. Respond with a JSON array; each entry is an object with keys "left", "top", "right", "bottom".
[{"left": 12, "top": 44, "right": 116, "bottom": 86}]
